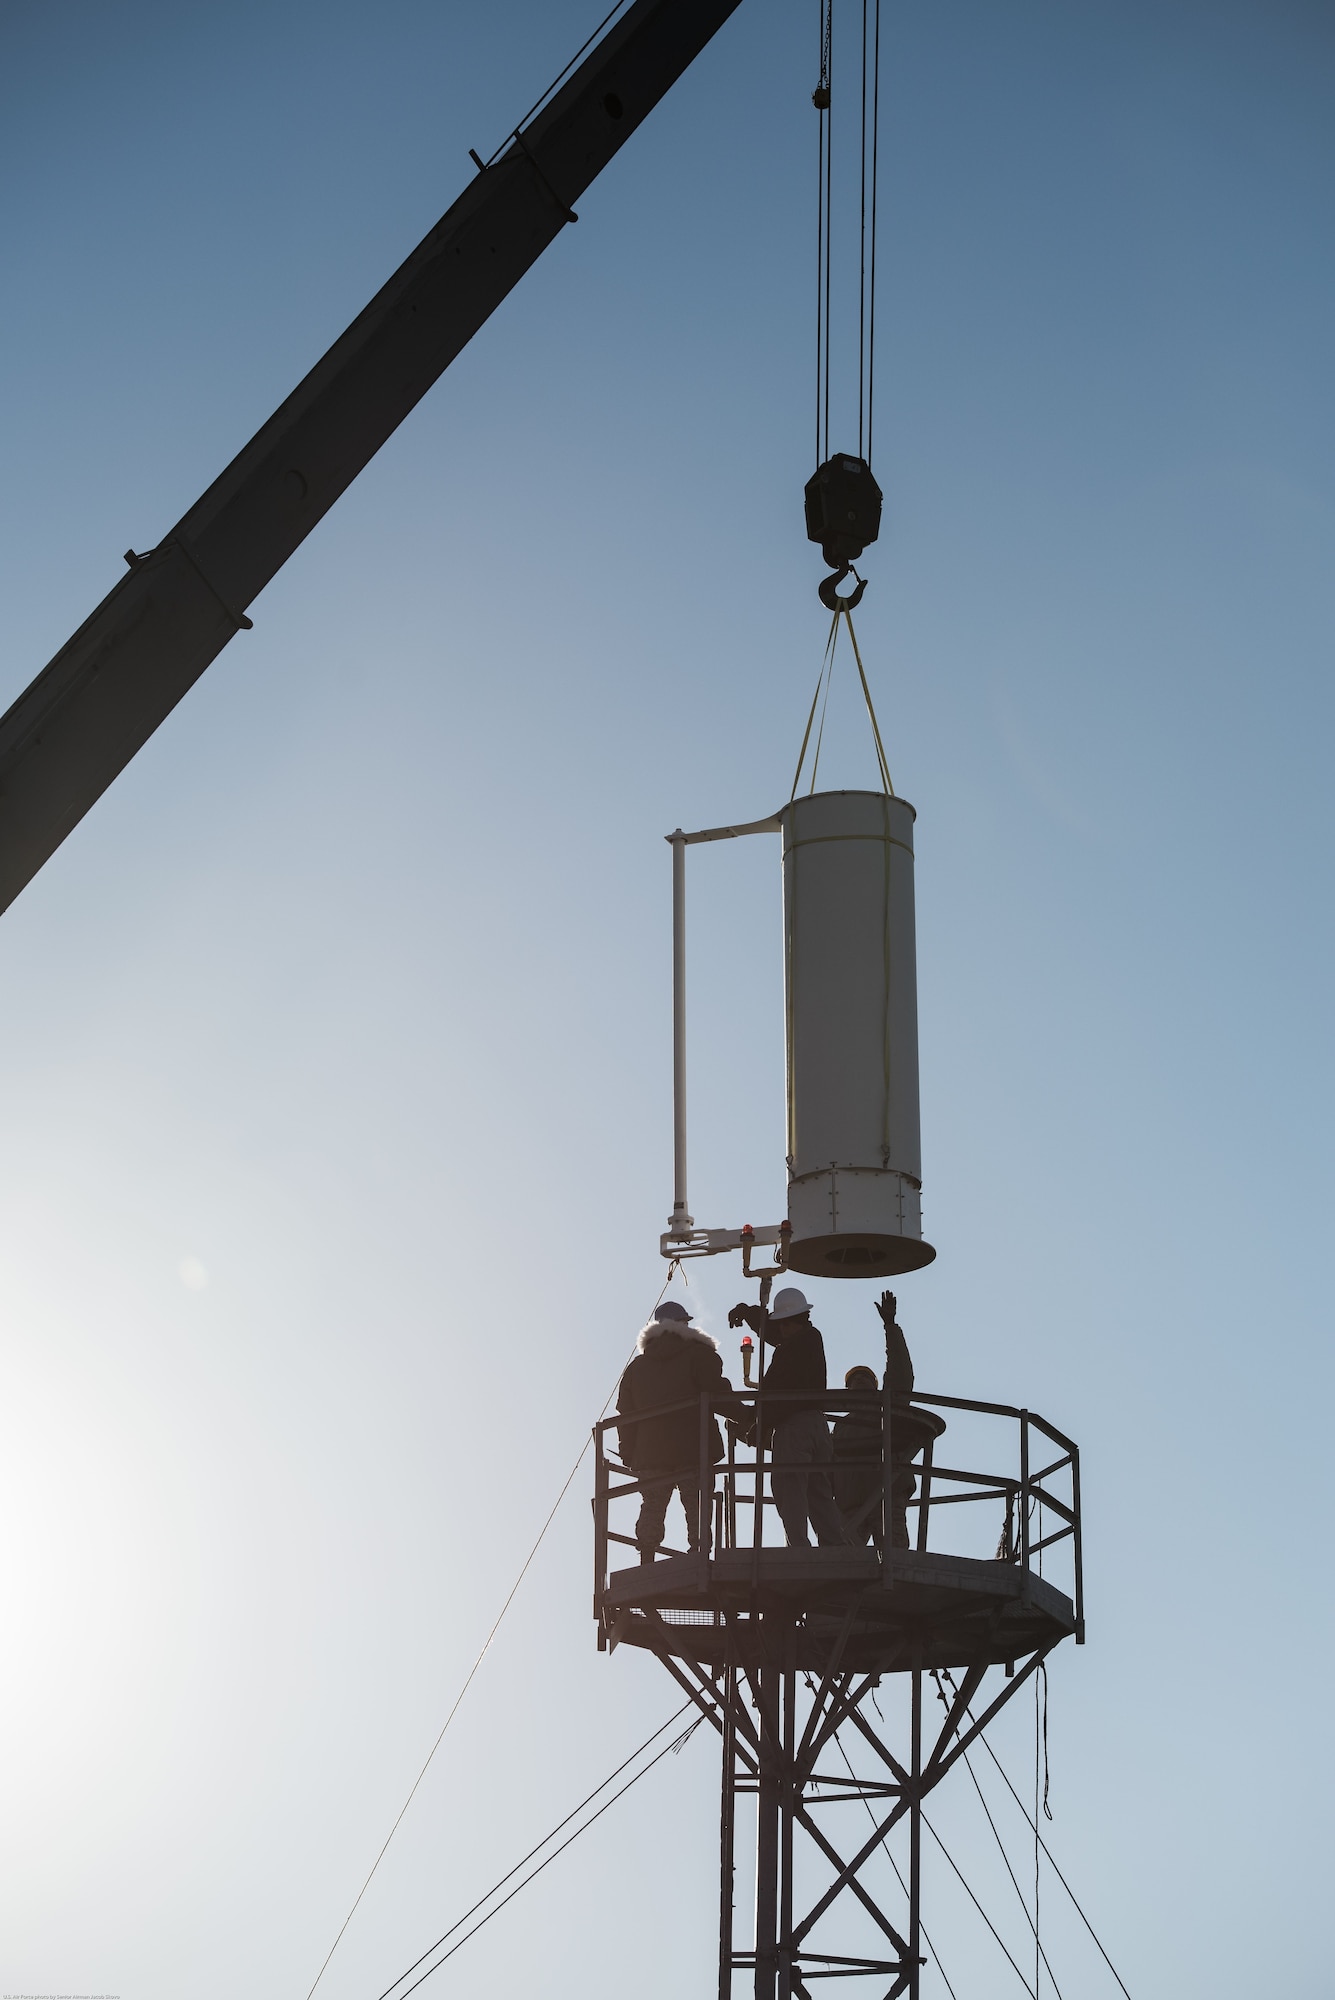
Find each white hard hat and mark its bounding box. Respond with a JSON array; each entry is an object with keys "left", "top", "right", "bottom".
[{"left": 769, "top": 1286, "right": 811, "bottom": 1320}]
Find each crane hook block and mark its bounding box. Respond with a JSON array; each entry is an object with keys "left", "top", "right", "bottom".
[
  {"left": 807, "top": 456, "right": 879, "bottom": 572},
  {"left": 804, "top": 454, "right": 883, "bottom": 568}
]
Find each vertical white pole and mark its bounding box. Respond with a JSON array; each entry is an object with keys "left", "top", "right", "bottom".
[{"left": 669, "top": 830, "right": 693, "bottom": 1236}]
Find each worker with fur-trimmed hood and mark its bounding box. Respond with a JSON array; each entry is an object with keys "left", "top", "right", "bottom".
[{"left": 617, "top": 1300, "right": 736, "bottom": 1563}]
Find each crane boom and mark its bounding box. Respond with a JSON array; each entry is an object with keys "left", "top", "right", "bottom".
[{"left": 0, "top": 0, "right": 742, "bottom": 916}]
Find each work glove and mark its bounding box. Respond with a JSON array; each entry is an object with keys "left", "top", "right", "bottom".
[
  {"left": 874, "top": 1289, "right": 898, "bottom": 1329},
  {"left": 728, "top": 1301, "right": 765, "bottom": 1334}
]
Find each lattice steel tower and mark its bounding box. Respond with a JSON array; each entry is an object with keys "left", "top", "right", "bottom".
[{"left": 595, "top": 786, "right": 1085, "bottom": 1997}]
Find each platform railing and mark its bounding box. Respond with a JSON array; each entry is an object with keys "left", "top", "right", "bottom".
[{"left": 593, "top": 1387, "right": 1083, "bottom": 1640}]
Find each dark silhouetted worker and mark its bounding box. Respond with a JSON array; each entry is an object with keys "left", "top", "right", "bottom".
[
  {"left": 617, "top": 1299, "right": 732, "bottom": 1562},
  {"left": 832, "top": 1291, "right": 917, "bottom": 1546},
  {"left": 832, "top": 1364, "right": 882, "bottom": 1543},
  {"left": 728, "top": 1286, "right": 847, "bottom": 1549}
]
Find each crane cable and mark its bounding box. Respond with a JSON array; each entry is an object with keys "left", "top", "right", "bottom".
[
  {"left": 375, "top": 1704, "right": 702, "bottom": 1999},
  {"left": 303, "top": 1262, "right": 687, "bottom": 1999},
  {"left": 814, "top": 0, "right": 883, "bottom": 470},
  {"left": 815, "top": 0, "right": 833, "bottom": 466},
  {"left": 863, "top": 0, "right": 882, "bottom": 467}
]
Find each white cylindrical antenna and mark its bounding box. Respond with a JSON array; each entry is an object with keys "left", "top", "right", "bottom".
[{"left": 781, "top": 790, "right": 935, "bottom": 1276}]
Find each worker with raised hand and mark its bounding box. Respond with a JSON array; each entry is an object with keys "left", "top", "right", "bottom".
[
  {"left": 832, "top": 1365, "right": 882, "bottom": 1544},
  {"left": 878, "top": 1288, "right": 915, "bottom": 1400},
  {"left": 616, "top": 1299, "right": 733, "bottom": 1564},
  {"left": 833, "top": 1293, "right": 917, "bottom": 1546},
  {"left": 728, "top": 1286, "right": 847, "bottom": 1549},
  {"left": 877, "top": 1288, "right": 917, "bottom": 1550}
]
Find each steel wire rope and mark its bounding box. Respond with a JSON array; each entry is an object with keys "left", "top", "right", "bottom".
[
  {"left": 815, "top": 0, "right": 880, "bottom": 465},
  {"left": 863, "top": 1693, "right": 1032, "bottom": 1994},
  {"left": 380, "top": 1713, "right": 706, "bottom": 1998},
  {"left": 482, "top": 0, "right": 631, "bottom": 166},
  {"left": 926, "top": 1672, "right": 1063, "bottom": 1997},
  {"left": 304, "top": 1264, "right": 685, "bottom": 1998},
  {"left": 937, "top": 1669, "right": 1132, "bottom": 1999},
  {"left": 815, "top": 0, "right": 834, "bottom": 464},
  {"left": 857, "top": 0, "right": 868, "bottom": 458},
  {"left": 921, "top": 1811, "right": 1037, "bottom": 1998},
  {"left": 866, "top": 0, "right": 881, "bottom": 468},
  {"left": 375, "top": 1702, "right": 694, "bottom": 1999}
]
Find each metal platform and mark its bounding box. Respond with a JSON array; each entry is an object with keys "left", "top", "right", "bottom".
[
  {"left": 602, "top": 1544, "right": 1077, "bottom": 1674},
  {"left": 593, "top": 1386, "right": 1084, "bottom": 1672},
  {"left": 594, "top": 1384, "right": 1085, "bottom": 1998}
]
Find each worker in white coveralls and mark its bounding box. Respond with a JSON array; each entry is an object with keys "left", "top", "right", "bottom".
[
  {"left": 727, "top": 1286, "right": 848, "bottom": 1549},
  {"left": 616, "top": 1300, "right": 735, "bottom": 1562}
]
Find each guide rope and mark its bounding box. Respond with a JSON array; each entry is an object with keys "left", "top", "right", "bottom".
[
  {"left": 304, "top": 1264, "right": 686, "bottom": 1997},
  {"left": 375, "top": 1706, "right": 701, "bottom": 1999},
  {"left": 815, "top": 0, "right": 833, "bottom": 465}
]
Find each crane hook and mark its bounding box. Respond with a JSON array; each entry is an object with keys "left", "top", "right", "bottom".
[{"left": 817, "top": 561, "right": 867, "bottom": 613}]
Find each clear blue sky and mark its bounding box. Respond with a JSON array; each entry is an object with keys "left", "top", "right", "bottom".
[{"left": 1, "top": 2, "right": 1332, "bottom": 1996}]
